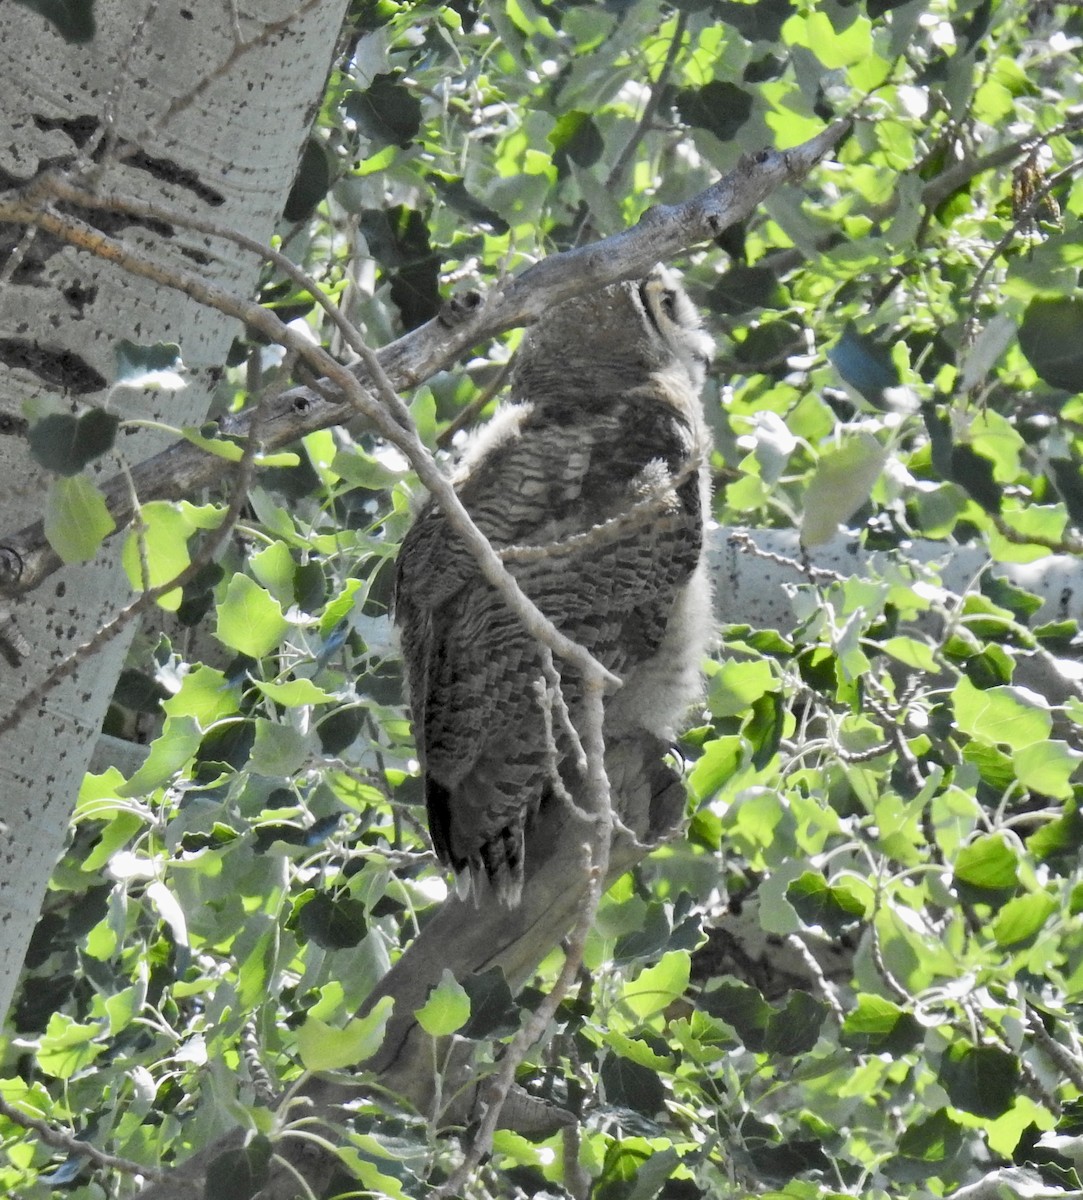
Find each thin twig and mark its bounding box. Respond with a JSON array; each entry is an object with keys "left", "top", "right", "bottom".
[{"left": 0, "top": 1094, "right": 165, "bottom": 1182}]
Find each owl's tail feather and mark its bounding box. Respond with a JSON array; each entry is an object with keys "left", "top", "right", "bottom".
[{"left": 476, "top": 823, "right": 525, "bottom": 908}]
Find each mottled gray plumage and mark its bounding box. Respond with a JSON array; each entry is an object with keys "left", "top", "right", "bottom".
[{"left": 393, "top": 267, "right": 714, "bottom": 905}]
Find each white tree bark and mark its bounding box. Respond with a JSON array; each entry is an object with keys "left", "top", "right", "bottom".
[
  {"left": 0, "top": 0, "right": 347, "bottom": 1024},
  {"left": 709, "top": 529, "right": 1083, "bottom": 626}
]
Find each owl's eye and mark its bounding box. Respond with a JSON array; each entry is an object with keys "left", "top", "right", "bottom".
[{"left": 658, "top": 288, "right": 679, "bottom": 322}]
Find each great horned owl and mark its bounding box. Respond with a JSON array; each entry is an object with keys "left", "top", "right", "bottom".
[{"left": 393, "top": 266, "right": 714, "bottom": 906}]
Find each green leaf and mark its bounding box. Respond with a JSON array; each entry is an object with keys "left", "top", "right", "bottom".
[
  {"left": 951, "top": 677, "right": 1052, "bottom": 750},
  {"left": 604, "top": 1031, "right": 672, "bottom": 1073},
  {"left": 116, "top": 716, "right": 202, "bottom": 797},
  {"left": 179, "top": 426, "right": 245, "bottom": 461},
  {"left": 841, "top": 993, "right": 922, "bottom": 1054},
  {"left": 28, "top": 408, "right": 118, "bottom": 475},
  {"left": 617, "top": 951, "right": 690, "bottom": 1024},
  {"left": 12, "top": 0, "right": 95, "bottom": 42},
  {"left": 215, "top": 573, "right": 290, "bottom": 657},
  {"left": 786, "top": 871, "right": 867, "bottom": 934},
  {"left": 252, "top": 679, "right": 337, "bottom": 706},
  {"left": 1013, "top": 741, "right": 1082, "bottom": 799},
  {"left": 249, "top": 718, "right": 307, "bottom": 776},
  {"left": 992, "top": 891, "right": 1057, "bottom": 948},
  {"left": 938, "top": 1043, "right": 1019, "bottom": 1118},
  {"left": 897, "top": 1108, "right": 964, "bottom": 1161},
  {"left": 784, "top": 11, "right": 873, "bottom": 67},
  {"left": 295, "top": 892, "right": 368, "bottom": 950},
  {"left": 953, "top": 832, "right": 1020, "bottom": 893},
  {"left": 122, "top": 501, "right": 225, "bottom": 608},
  {"left": 295, "top": 996, "right": 393, "bottom": 1071},
  {"left": 250, "top": 541, "right": 296, "bottom": 604},
  {"left": 676, "top": 80, "right": 753, "bottom": 142},
  {"left": 415, "top": 969, "right": 471, "bottom": 1036},
  {"left": 881, "top": 636, "right": 940, "bottom": 672},
  {"left": 331, "top": 1150, "right": 415, "bottom": 1200},
  {"left": 708, "top": 659, "right": 777, "bottom": 718},
  {"left": 347, "top": 73, "right": 422, "bottom": 149},
  {"left": 1018, "top": 297, "right": 1083, "bottom": 392},
  {"left": 204, "top": 1135, "right": 272, "bottom": 1200},
  {"left": 460, "top": 967, "right": 517, "bottom": 1040},
  {"left": 1028, "top": 804, "right": 1083, "bottom": 862},
  {"left": 36, "top": 1014, "right": 104, "bottom": 1080},
  {"left": 114, "top": 340, "right": 185, "bottom": 389},
  {"left": 44, "top": 474, "right": 116, "bottom": 563},
  {"left": 689, "top": 736, "right": 743, "bottom": 802},
  {"left": 160, "top": 665, "right": 240, "bottom": 726},
  {"left": 801, "top": 434, "right": 887, "bottom": 546},
  {"left": 600, "top": 1052, "right": 665, "bottom": 1117}
]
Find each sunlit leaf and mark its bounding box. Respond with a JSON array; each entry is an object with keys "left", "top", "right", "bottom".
[
  {"left": 992, "top": 892, "right": 1058, "bottom": 948},
  {"left": 44, "top": 474, "right": 115, "bottom": 563},
  {"left": 801, "top": 434, "right": 887, "bottom": 546},
  {"left": 215, "top": 573, "right": 290, "bottom": 657},
  {"left": 296, "top": 997, "right": 393, "bottom": 1072},
  {"left": 415, "top": 970, "right": 470, "bottom": 1036}
]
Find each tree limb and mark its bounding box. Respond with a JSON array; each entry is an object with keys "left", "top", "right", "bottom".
[{"left": 0, "top": 119, "right": 849, "bottom": 598}]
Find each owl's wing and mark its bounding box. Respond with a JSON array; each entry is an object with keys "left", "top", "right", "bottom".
[{"left": 394, "top": 395, "right": 705, "bottom": 901}]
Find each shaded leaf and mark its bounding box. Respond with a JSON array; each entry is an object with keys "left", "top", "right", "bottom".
[
  {"left": 765, "top": 991, "right": 828, "bottom": 1055},
  {"left": 700, "top": 981, "right": 772, "bottom": 1052},
  {"left": 601, "top": 1052, "right": 665, "bottom": 1117},
  {"left": 283, "top": 139, "right": 330, "bottom": 222},
  {"left": 460, "top": 967, "right": 517, "bottom": 1039},
  {"left": 676, "top": 80, "right": 753, "bottom": 142},
  {"left": 204, "top": 1135, "right": 272, "bottom": 1200},
  {"left": 938, "top": 1043, "right": 1019, "bottom": 1118},
  {"left": 12, "top": 0, "right": 94, "bottom": 42},
  {"left": 898, "top": 1108, "right": 964, "bottom": 1161},
  {"left": 347, "top": 73, "right": 422, "bottom": 149},
  {"left": 1018, "top": 297, "right": 1083, "bottom": 392},
  {"left": 29, "top": 409, "right": 118, "bottom": 475},
  {"left": 549, "top": 110, "right": 603, "bottom": 172},
  {"left": 114, "top": 340, "right": 185, "bottom": 389},
  {"left": 787, "top": 871, "right": 867, "bottom": 934},
  {"left": 715, "top": 0, "right": 793, "bottom": 43},
  {"left": 828, "top": 324, "right": 899, "bottom": 404},
  {"left": 295, "top": 892, "right": 367, "bottom": 950}
]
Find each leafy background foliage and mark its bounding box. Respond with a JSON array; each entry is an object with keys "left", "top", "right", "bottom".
[{"left": 6, "top": 0, "right": 1083, "bottom": 1197}]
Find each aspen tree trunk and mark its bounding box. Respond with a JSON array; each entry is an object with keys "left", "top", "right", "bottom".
[{"left": 0, "top": 0, "right": 348, "bottom": 1025}]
